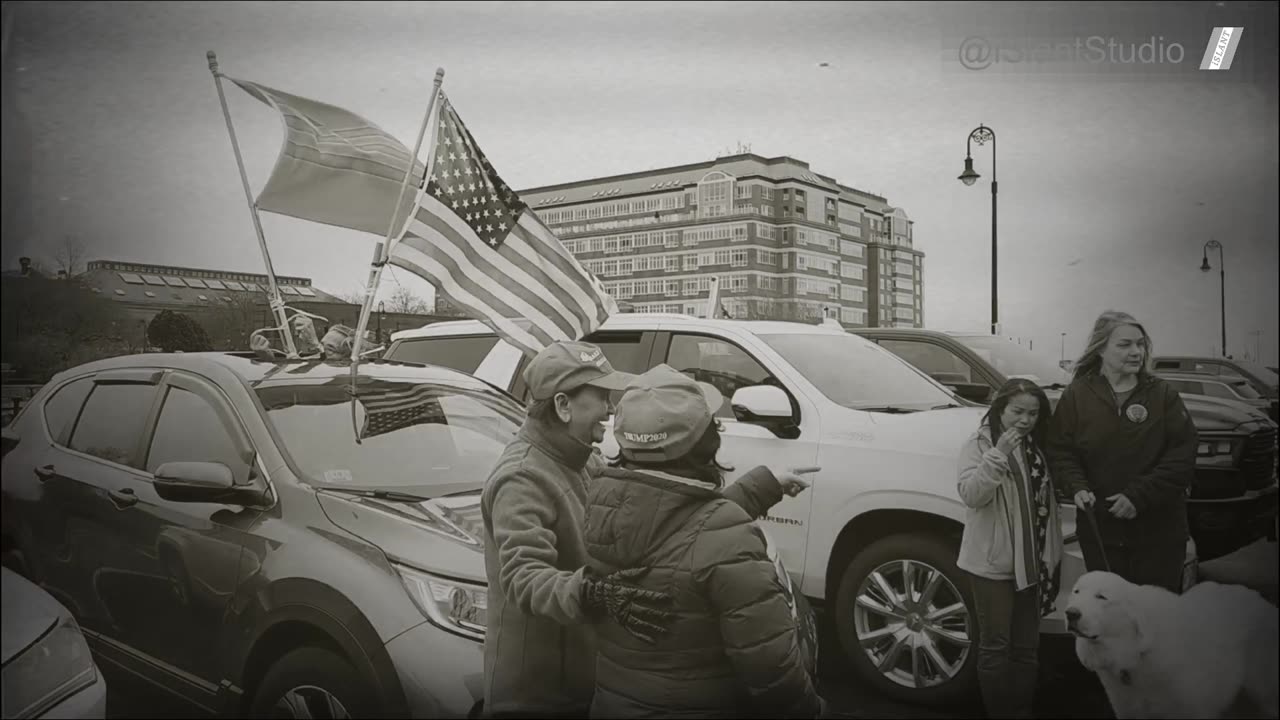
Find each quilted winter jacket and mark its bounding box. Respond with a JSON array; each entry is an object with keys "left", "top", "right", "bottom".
[{"left": 583, "top": 465, "right": 822, "bottom": 719}]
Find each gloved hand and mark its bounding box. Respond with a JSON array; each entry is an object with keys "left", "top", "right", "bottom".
[{"left": 581, "top": 567, "right": 675, "bottom": 644}]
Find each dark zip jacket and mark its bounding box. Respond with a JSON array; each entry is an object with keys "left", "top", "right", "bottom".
[{"left": 1045, "top": 373, "right": 1198, "bottom": 546}]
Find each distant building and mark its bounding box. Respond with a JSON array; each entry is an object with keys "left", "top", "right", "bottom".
[
  {"left": 520, "top": 153, "right": 924, "bottom": 328},
  {"left": 79, "top": 260, "right": 449, "bottom": 343}
]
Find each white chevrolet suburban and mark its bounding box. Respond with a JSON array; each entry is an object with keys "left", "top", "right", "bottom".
[{"left": 386, "top": 314, "right": 1195, "bottom": 705}]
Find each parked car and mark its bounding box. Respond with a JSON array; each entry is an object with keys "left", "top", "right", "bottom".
[
  {"left": 852, "top": 328, "right": 1279, "bottom": 561},
  {"left": 1158, "top": 372, "right": 1278, "bottom": 421},
  {"left": 0, "top": 351, "right": 815, "bottom": 719},
  {"left": 1153, "top": 356, "right": 1279, "bottom": 400},
  {"left": 386, "top": 315, "right": 1198, "bottom": 706},
  {"left": 2, "top": 566, "right": 107, "bottom": 719}
]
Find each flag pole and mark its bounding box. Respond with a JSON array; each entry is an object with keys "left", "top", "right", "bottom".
[
  {"left": 207, "top": 50, "right": 298, "bottom": 357},
  {"left": 350, "top": 67, "right": 446, "bottom": 363}
]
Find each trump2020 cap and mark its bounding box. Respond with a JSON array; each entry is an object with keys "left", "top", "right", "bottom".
[
  {"left": 614, "top": 364, "right": 725, "bottom": 462},
  {"left": 523, "top": 341, "right": 636, "bottom": 401}
]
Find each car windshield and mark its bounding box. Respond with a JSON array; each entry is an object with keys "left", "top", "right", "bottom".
[
  {"left": 758, "top": 333, "right": 957, "bottom": 410},
  {"left": 256, "top": 376, "right": 522, "bottom": 494},
  {"left": 952, "top": 335, "right": 1073, "bottom": 387},
  {"left": 1228, "top": 379, "right": 1263, "bottom": 400},
  {"left": 1232, "top": 361, "right": 1279, "bottom": 387}
]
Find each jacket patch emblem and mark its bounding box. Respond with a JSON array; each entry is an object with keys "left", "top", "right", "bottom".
[
  {"left": 1126, "top": 404, "right": 1149, "bottom": 423},
  {"left": 580, "top": 349, "right": 603, "bottom": 363}
]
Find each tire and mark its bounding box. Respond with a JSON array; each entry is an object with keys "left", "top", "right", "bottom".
[
  {"left": 833, "top": 532, "right": 978, "bottom": 706},
  {"left": 249, "top": 647, "right": 377, "bottom": 719}
]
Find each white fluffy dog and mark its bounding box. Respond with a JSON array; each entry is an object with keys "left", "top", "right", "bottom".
[{"left": 1066, "top": 571, "right": 1279, "bottom": 719}]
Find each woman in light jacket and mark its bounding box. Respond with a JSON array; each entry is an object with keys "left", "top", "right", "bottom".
[{"left": 957, "top": 378, "right": 1064, "bottom": 720}]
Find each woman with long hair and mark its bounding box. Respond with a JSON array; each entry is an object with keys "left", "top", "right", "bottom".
[
  {"left": 582, "top": 364, "right": 826, "bottom": 718},
  {"left": 1046, "top": 310, "right": 1197, "bottom": 591},
  {"left": 957, "top": 379, "right": 1063, "bottom": 719}
]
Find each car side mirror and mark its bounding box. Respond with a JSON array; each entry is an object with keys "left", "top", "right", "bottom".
[
  {"left": 731, "top": 385, "right": 792, "bottom": 420},
  {"left": 154, "top": 462, "right": 261, "bottom": 505}
]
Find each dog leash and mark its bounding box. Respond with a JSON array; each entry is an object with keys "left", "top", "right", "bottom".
[{"left": 1080, "top": 501, "right": 1112, "bottom": 572}]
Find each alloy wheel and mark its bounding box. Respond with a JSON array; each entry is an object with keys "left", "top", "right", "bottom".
[
  {"left": 853, "top": 559, "right": 972, "bottom": 689},
  {"left": 273, "top": 685, "right": 351, "bottom": 719}
]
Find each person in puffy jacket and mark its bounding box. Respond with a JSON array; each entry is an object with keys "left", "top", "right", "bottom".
[
  {"left": 1046, "top": 311, "right": 1197, "bottom": 593},
  {"left": 957, "top": 378, "right": 1064, "bottom": 719},
  {"left": 583, "top": 364, "right": 826, "bottom": 719}
]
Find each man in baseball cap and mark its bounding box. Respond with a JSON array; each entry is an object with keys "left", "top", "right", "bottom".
[{"left": 479, "top": 341, "right": 668, "bottom": 718}]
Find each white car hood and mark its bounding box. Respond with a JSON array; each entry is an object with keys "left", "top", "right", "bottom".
[{"left": 824, "top": 405, "right": 987, "bottom": 457}]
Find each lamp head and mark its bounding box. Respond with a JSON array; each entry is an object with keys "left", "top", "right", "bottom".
[
  {"left": 1200, "top": 255, "right": 1212, "bottom": 272},
  {"left": 958, "top": 157, "right": 980, "bottom": 186}
]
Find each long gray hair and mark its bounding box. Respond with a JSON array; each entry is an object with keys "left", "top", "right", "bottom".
[{"left": 1073, "top": 310, "right": 1154, "bottom": 380}]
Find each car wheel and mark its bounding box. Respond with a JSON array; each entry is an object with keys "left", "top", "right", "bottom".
[
  {"left": 834, "top": 533, "right": 978, "bottom": 706},
  {"left": 249, "top": 647, "right": 375, "bottom": 719}
]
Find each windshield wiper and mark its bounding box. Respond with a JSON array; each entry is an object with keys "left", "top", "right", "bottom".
[
  {"left": 1041, "top": 383, "right": 1067, "bottom": 390},
  {"left": 855, "top": 405, "right": 921, "bottom": 414},
  {"left": 931, "top": 403, "right": 964, "bottom": 410},
  {"left": 315, "top": 484, "right": 433, "bottom": 503}
]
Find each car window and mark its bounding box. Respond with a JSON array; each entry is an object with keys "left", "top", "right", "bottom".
[
  {"left": 1154, "top": 360, "right": 1181, "bottom": 371},
  {"left": 387, "top": 336, "right": 500, "bottom": 374},
  {"left": 877, "top": 339, "right": 976, "bottom": 384},
  {"left": 1202, "top": 383, "right": 1235, "bottom": 400},
  {"left": 666, "top": 334, "right": 775, "bottom": 418},
  {"left": 584, "top": 332, "right": 649, "bottom": 406},
  {"left": 146, "top": 386, "right": 248, "bottom": 476},
  {"left": 1193, "top": 362, "right": 1223, "bottom": 376},
  {"left": 68, "top": 383, "right": 156, "bottom": 468},
  {"left": 1229, "top": 381, "right": 1262, "bottom": 400},
  {"left": 42, "top": 378, "right": 94, "bottom": 445}
]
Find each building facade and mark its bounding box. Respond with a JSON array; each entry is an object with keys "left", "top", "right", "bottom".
[{"left": 520, "top": 153, "right": 924, "bottom": 328}]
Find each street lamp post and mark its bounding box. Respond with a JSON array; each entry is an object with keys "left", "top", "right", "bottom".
[
  {"left": 1200, "top": 239, "right": 1226, "bottom": 357},
  {"left": 959, "top": 125, "right": 997, "bottom": 335},
  {"left": 377, "top": 301, "right": 386, "bottom": 343},
  {"left": 1060, "top": 332, "right": 1067, "bottom": 364}
]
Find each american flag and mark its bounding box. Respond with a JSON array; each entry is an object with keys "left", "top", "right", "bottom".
[
  {"left": 356, "top": 382, "right": 447, "bottom": 439},
  {"left": 388, "top": 92, "right": 618, "bottom": 358}
]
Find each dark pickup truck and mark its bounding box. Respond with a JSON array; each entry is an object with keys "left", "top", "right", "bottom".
[{"left": 854, "top": 328, "right": 1279, "bottom": 561}]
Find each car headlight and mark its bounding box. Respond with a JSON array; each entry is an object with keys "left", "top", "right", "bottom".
[
  {"left": 394, "top": 564, "right": 487, "bottom": 642},
  {"left": 2, "top": 612, "right": 97, "bottom": 719}
]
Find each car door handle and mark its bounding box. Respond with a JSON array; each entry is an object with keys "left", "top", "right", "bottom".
[
  {"left": 108, "top": 488, "right": 138, "bottom": 509},
  {"left": 35, "top": 465, "right": 56, "bottom": 482}
]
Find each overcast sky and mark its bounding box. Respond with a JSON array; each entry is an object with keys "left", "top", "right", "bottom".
[{"left": 4, "top": 1, "right": 1278, "bottom": 363}]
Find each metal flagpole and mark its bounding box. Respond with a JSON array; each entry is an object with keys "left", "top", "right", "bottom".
[
  {"left": 350, "top": 68, "right": 446, "bottom": 363},
  {"left": 207, "top": 51, "right": 298, "bottom": 357}
]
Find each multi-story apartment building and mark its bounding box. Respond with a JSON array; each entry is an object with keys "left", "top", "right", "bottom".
[{"left": 520, "top": 153, "right": 923, "bottom": 328}]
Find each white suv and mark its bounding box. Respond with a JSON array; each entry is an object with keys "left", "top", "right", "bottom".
[{"left": 386, "top": 314, "right": 1176, "bottom": 705}]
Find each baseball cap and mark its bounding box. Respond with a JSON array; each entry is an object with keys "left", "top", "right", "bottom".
[
  {"left": 614, "top": 364, "right": 725, "bottom": 463},
  {"left": 523, "top": 341, "right": 636, "bottom": 401}
]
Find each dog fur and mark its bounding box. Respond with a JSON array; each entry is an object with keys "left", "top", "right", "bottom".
[{"left": 1067, "top": 571, "right": 1278, "bottom": 719}]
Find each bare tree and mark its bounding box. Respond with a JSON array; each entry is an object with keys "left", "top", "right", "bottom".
[
  {"left": 333, "top": 289, "right": 367, "bottom": 305},
  {"left": 51, "top": 235, "right": 87, "bottom": 278},
  {"left": 387, "top": 285, "right": 430, "bottom": 315}
]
